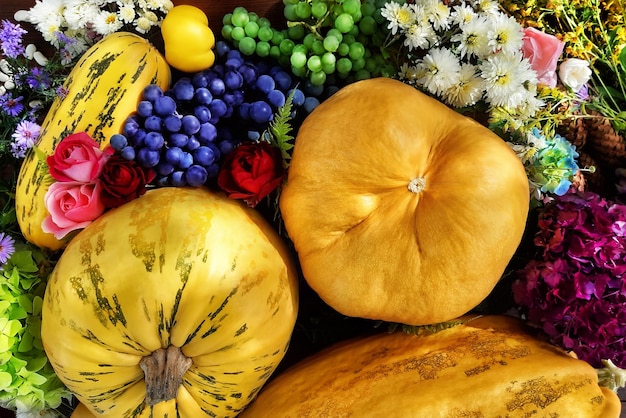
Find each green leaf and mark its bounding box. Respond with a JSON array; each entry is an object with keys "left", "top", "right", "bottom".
[
  {"left": 264, "top": 90, "right": 295, "bottom": 167},
  {"left": 17, "top": 332, "right": 33, "bottom": 353},
  {"left": 0, "top": 371, "right": 12, "bottom": 388},
  {"left": 17, "top": 295, "right": 33, "bottom": 314}
]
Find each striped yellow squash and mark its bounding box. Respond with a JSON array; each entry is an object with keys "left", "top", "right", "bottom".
[
  {"left": 41, "top": 187, "right": 299, "bottom": 417},
  {"left": 15, "top": 32, "right": 171, "bottom": 251}
]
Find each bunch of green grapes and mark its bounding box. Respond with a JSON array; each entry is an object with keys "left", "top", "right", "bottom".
[{"left": 221, "top": 0, "right": 397, "bottom": 87}]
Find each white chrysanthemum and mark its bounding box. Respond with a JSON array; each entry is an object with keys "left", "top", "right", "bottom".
[
  {"left": 117, "top": 4, "right": 136, "bottom": 23},
  {"left": 486, "top": 14, "right": 523, "bottom": 55},
  {"left": 451, "top": 15, "right": 490, "bottom": 58},
  {"left": 404, "top": 22, "right": 436, "bottom": 51},
  {"left": 36, "top": 18, "right": 64, "bottom": 46},
  {"left": 63, "top": 0, "right": 101, "bottom": 31},
  {"left": 480, "top": 53, "right": 529, "bottom": 107},
  {"left": 450, "top": 4, "right": 476, "bottom": 26},
  {"left": 381, "top": 2, "right": 416, "bottom": 35},
  {"left": 420, "top": 0, "right": 451, "bottom": 31},
  {"left": 24, "top": 0, "right": 64, "bottom": 25},
  {"left": 417, "top": 47, "right": 461, "bottom": 96},
  {"left": 134, "top": 15, "right": 153, "bottom": 34},
  {"left": 476, "top": 0, "right": 500, "bottom": 15},
  {"left": 398, "top": 62, "right": 421, "bottom": 83},
  {"left": 442, "top": 63, "right": 484, "bottom": 107},
  {"left": 93, "top": 11, "right": 123, "bottom": 35}
]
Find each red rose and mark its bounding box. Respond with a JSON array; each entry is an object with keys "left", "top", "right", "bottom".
[
  {"left": 99, "top": 154, "right": 156, "bottom": 209},
  {"left": 47, "top": 132, "right": 112, "bottom": 182},
  {"left": 217, "top": 142, "right": 285, "bottom": 207}
]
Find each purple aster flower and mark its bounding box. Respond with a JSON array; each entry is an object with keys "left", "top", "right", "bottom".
[
  {"left": 0, "top": 93, "right": 24, "bottom": 116},
  {"left": 11, "top": 119, "right": 41, "bottom": 158},
  {"left": 0, "top": 19, "right": 27, "bottom": 59},
  {"left": 56, "top": 86, "right": 69, "bottom": 99},
  {"left": 0, "top": 232, "right": 15, "bottom": 265},
  {"left": 25, "top": 67, "right": 51, "bottom": 89}
]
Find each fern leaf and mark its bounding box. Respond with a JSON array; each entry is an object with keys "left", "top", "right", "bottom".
[{"left": 264, "top": 90, "right": 295, "bottom": 168}]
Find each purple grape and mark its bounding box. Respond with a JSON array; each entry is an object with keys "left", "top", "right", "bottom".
[
  {"left": 248, "top": 130, "right": 261, "bottom": 141},
  {"left": 165, "top": 147, "right": 184, "bottom": 165},
  {"left": 193, "top": 146, "right": 216, "bottom": 166},
  {"left": 156, "top": 162, "right": 175, "bottom": 176},
  {"left": 273, "top": 70, "right": 293, "bottom": 91},
  {"left": 170, "top": 171, "right": 186, "bottom": 187},
  {"left": 109, "top": 134, "right": 127, "bottom": 150},
  {"left": 172, "top": 78, "right": 195, "bottom": 101},
  {"left": 182, "top": 114, "right": 201, "bottom": 135},
  {"left": 225, "top": 57, "right": 243, "bottom": 70},
  {"left": 304, "top": 96, "right": 321, "bottom": 113},
  {"left": 192, "top": 72, "right": 209, "bottom": 88},
  {"left": 267, "top": 89, "right": 285, "bottom": 108},
  {"left": 144, "top": 115, "right": 162, "bottom": 132},
  {"left": 123, "top": 116, "right": 140, "bottom": 137},
  {"left": 238, "top": 103, "right": 251, "bottom": 120},
  {"left": 186, "top": 165, "right": 208, "bottom": 187},
  {"left": 186, "top": 136, "right": 200, "bottom": 151},
  {"left": 206, "top": 163, "right": 220, "bottom": 178},
  {"left": 194, "top": 87, "right": 212, "bottom": 105},
  {"left": 239, "top": 64, "right": 258, "bottom": 85},
  {"left": 198, "top": 122, "right": 217, "bottom": 143},
  {"left": 137, "top": 148, "right": 160, "bottom": 167},
  {"left": 250, "top": 100, "right": 273, "bottom": 123},
  {"left": 215, "top": 40, "right": 231, "bottom": 57},
  {"left": 194, "top": 106, "right": 211, "bottom": 123},
  {"left": 179, "top": 152, "right": 193, "bottom": 169},
  {"left": 163, "top": 114, "right": 182, "bottom": 132},
  {"left": 256, "top": 74, "right": 275, "bottom": 94},
  {"left": 208, "top": 78, "right": 226, "bottom": 96},
  {"left": 154, "top": 95, "right": 177, "bottom": 116},
  {"left": 227, "top": 49, "right": 243, "bottom": 61},
  {"left": 289, "top": 88, "right": 306, "bottom": 106},
  {"left": 137, "top": 100, "right": 153, "bottom": 118},
  {"left": 209, "top": 99, "right": 228, "bottom": 118},
  {"left": 219, "top": 140, "right": 236, "bottom": 155},
  {"left": 169, "top": 133, "right": 188, "bottom": 148},
  {"left": 224, "top": 71, "right": 244, "bottom": 89},
  {"left": 142, "top": 84, "right": 163, "bottom": 102},
  {"left": 130, "top": 129, "right": 146, "bottom": 147},
  {"left": 120, "top": 146, "right": 136, "bottom": 160},
  {"left": 144, "top": 132, "right": 164, "bottom": 150}
]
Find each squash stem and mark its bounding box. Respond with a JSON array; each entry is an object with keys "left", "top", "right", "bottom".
[
  {"left": 139, "top": 345, "right": 192, "bottom": 405},
  {"left": 408, "top": 177, "right": 426, "bottom": 193}
]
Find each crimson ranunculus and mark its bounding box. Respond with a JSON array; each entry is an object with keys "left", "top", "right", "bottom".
[
  {"left": 99, "top": 154, "right": 156, "bottom": 209},
  {"left": 46, "top": 132, "right": 112, "bottom": 182},
  {"left": 217, "top": 141, "right": 285, "bottom": 207}
]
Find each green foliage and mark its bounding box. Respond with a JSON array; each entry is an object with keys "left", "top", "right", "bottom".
[
  {"left": 264, "top": 90, "right": 295, "bottom": 168},
  {"left": 0, "top": 245, "right": 72, "bottom": 415}
]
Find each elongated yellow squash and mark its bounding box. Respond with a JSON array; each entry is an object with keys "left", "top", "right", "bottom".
[
  {"left": 15, "top": 32, "right": 171, "bottom": 251},
  {"left": 42, "top": 187, "right": 299, "bottom": 417},
  {"left": 240, "top": 315, "right": 621, "bottom": 417}
]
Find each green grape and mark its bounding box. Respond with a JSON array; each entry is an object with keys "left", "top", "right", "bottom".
[
  {"left": 354, "top": 69, "right": 371, "bottom": 81},
  {"left": 343, "top": 34, "right": 356, "bottom": 45},
  {"left": 323, "top": 35, "right": 340, "bottom": 52},
  {"left": 348, "top": 25, "right": 360, "bottom": 37},
  {"left": 279, "top": 38, "right": 295, "bottom": 55},
  {"left": 292, "top": 65, "right": 308, "bottom": 78},
  {"left": 322, "top": 62, "right": 336, "bottom": 74},
  {"left": 293, "top": 44, "right": 309, "bottom": 55},
  {"left": 352, "top": 56, "right": 366, "bottom": 71},
  {"left": 311, "top": 1, "right": 328, "bottom": 19},
  {"left": 248, "top": 12, "right": 259, "bottom": 22},
  {"left": 256, "top": 41, "right": 271, "bottom": 57},
  {"left": 270, "top": 45, "right": 282, "bottom": 59},
  {"left": 272, "top": 30, "right": 285, "bottom": 45},
  {"left": 311, "top": 40, "right": 325, "bottom": 55},
  {"left": 321, "top": 52, "right": 336, "bottom": 67},
  {"left": 239, "top": 36, "right": 257, "bottom": 56},
  {"left": 231, "top": 8, "right": 250, "bottom": 27},
  {"left": 295, "top": 1, "right": 312, "bottom": 19},
  {"left": 223, "top": 13, "right": 233, "bottom": 26},
  {"left": 258, "top": 26, "right": 274, "bottom": 42},
  {"left": 326, "top": 28, "right": 343, "bottom": 42},
  {"left": 303, "top": 33, "right": 317, "bottom": 50},
  {"left": 348, "top": 42, "right": 365, "bottom": 60},
  {"left": 284, "top": 4, "right": 298, "bottom": 21},
  {"left": 283, "top": 0, "right": 299, "bottom": 4},
  {"left": 342, "top": 0, "right": 361, "bottom": 17},
  {"left": 310, "top": 70, "right": 327, "bottom": 86},
  {"left": 333, "top": 4, "right": 344, "bottom": 15},
  {"left": 335, "top": 13, "right": 354, "bottom": 33},
  {"left": 244, "top": 21, "right": 260, "bottom": 38},
  {"left": 361, "top": 2, "right": 376, "bottom": 17},
  {"left": 290, "top": 50, "right": 308, "bottom": 68},
  {"left": 221, "top": 24, "right": 234, "bottom": 40},
  {"left": 257, "top": 17, "right": 272, "bottom": 28},
  {"left": 337, "top": 42, "right": 350, "bottom": 56},
  {"left": 287, "top": 24, "right": 306, "bottom": 40},
  {"left": 231, "top": 26, "right": 246, "bottom": 41},
  {"left": 365, "top": 57, "right": 379, "bottom": 73},
  {"left": 337, "top": 57, "right": 353, "bottom": 74},
  {"left": 307, "top": 55, "right": 322, "bottom": 72}
]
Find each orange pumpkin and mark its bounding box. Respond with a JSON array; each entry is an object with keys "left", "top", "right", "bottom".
[
  {"left": 240, "top": 315, "right": 621, "bottom": 417},
  {"left": 279, "top": 77, "right": 530, "bottom": 325}
]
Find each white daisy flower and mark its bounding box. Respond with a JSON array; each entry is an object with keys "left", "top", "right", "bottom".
[
  {"left": 404, "top": 21, "right": 437, "bottom": 51},
  {"left": 452, "top": 15, "right": 490, "bottom": 58},
  {"left": 442, "top": 63, "right": 484, "bottom": 107},
  {"left": 93, "top": 11, "right": 123, "bottom": 35},
  {"left": 476, "top": 0, "right": 500, "bottom": 16},
  {"left": 417, "top": 47, "right": 461, "bottom": 96},
  {"left": 480, "top": 52, "right": 528, "bottom": 107},
  {"left": 117, "top": 4, "right": 136, "bottom": 23},
  {"left": 450, "top": 4, "right": 476, "bottom": 26},
  {"left": 421, "top": 0, "right": 451, "bottom": 31},
  {"left": 398, "top": 62, "right": 421, "bottom": 83},
  {"left": 134, "top": 15, "right": 153, "bottom": 34},
  {"left": 63, "top": 0, "right": 101, "bottom": 31},
  {"left": 24, "top": 0, "right": 64, "bottom": 26},
  {"left": 487, "top": 14, "right": 523, "bottom": 55},
  {"left": 381, "top": 2, "right": 416, "bottom": 35}
]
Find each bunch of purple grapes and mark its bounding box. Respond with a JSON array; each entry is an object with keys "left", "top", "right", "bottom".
[{"left": 111, "top": 41, "right": 330, "bottom": 188}]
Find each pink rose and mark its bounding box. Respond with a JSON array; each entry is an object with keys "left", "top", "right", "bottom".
[
  {"left": 42, "top": 180, "right": 105, "bottom": 239},
  {"left": 521, "top": 27, "right": 564, "bottom": 88},
  {"left": 47, "top": 132, "right": 112, "bottom": 182}
]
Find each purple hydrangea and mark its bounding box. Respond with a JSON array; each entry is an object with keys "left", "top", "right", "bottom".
[{"left": 513, "top": 191, "right": 626, "bottom": 368}]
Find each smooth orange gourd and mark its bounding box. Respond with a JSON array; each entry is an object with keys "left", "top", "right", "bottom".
[{"left": 280, "top": 77, "right": 530, "bottom": 325}]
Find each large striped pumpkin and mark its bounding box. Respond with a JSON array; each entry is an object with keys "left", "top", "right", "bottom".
[
  {"left": 15, "top": 32, "right": 171, "bottom": 251},
  {"left": 41, "top": 187, "right": 299, "bottom": 417}
]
